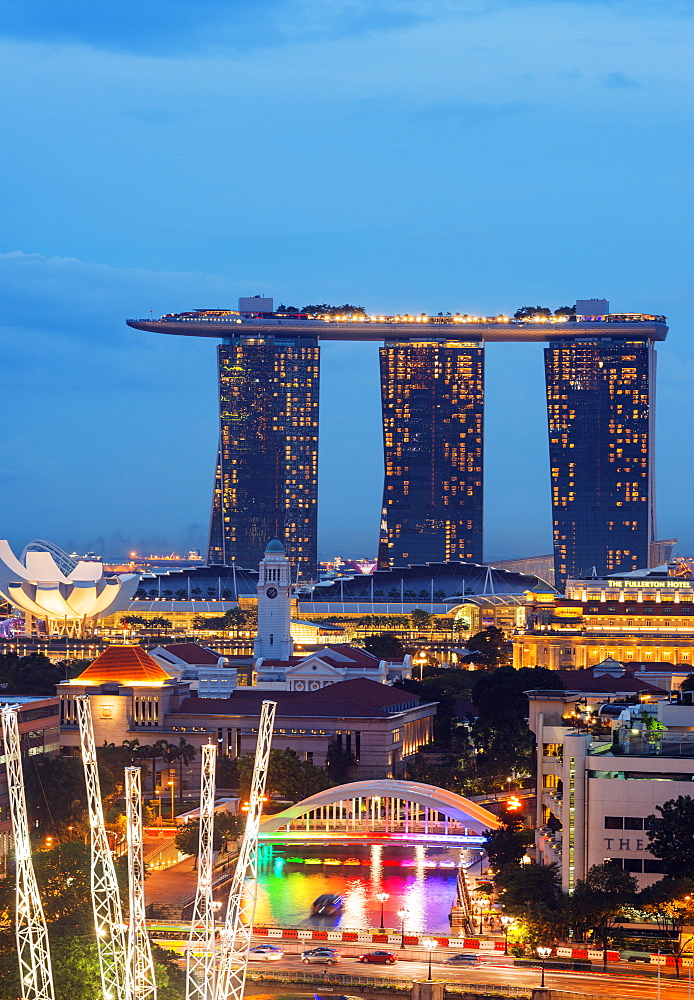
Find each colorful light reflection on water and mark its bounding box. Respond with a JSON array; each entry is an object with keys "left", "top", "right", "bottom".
[{"left": 252, "top": 842, "right": 474, "bottom": 933}]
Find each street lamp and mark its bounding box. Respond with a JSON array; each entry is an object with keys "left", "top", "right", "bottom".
[
  {"left": 422, "top": 938, "right": 436, "bottom": 982},
  {"left": 167, "top": 780, "right": 175, "bottom": 820},
  {"left": 536, "top": 946, "right": 552, "bottom": 988},
  {"left": 500, "top": 914, "right": 514, "bottom": 955},
  {"left": 397, "top": 907, "right": 408, "bottom": 949},
  {"left": 376, "top": 891, "right": 389, "bottom": 932}
]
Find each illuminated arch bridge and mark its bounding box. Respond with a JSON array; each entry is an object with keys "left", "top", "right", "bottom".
[{"left": 258, "top": 779, "right": 500, "bottom": 845}]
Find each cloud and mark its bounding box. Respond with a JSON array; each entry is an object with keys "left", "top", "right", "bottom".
[{"left": 604, "top": 71, "right": 641, "bottom": 89}]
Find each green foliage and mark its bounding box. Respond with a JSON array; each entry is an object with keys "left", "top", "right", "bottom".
[
  {"left": 235, "top": 748, "right": 332, "bottom": 801},
  {"left": 404, "top": 752, "right": 463, "bottom": 792},
  {"left": 572, "top": 862, "right": 638, "bottom": 963},
  {"left": 325, "top": 740, "right": 355, "bottom": 783},
  {"left": 0, "top": 652, "right": 69, "bottom": 695},
  {"left": 646, "top": 795, "right": 694, "bottom": 878},
  {"left": 123, "top": 615, "right": 172, "bottom": 628},
  {"left": 362, "top": 632, "right": 406, "bottom": 659},
  {"left": 680, "top": 673, "right": 694, "bottom": 693},
  {"left": 174, "top": 812, "right": 242, "bottom": 858},
  {"left": 483, "top": 820, "right": 528, "bottom": 869},
  {"left": 495, "top": 862, "right": 565, "bottom": 947},
  {"left": 513, "top": 305, "right": 552, "bottom": 319},
  {"left": 0, "top": 934, "right": 185, "bottom": 1000},
  {"left": 191, "top": 607, "right": 257, "bottom": 631},
  {"left": 463, "top": 626, "right": 509, "bottom": 666},
  {"left": 175, "top": 819, "right": 224, "bottom": 857},
  {"left": 23, "top": 755, "right": 90, "bottom": 837}
]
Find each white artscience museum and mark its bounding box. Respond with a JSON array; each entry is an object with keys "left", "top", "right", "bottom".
[{"left": 0, "top": 539, "right": 139, "bottom": 637}]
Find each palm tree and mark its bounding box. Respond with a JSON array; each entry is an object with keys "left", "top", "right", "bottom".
[{"left": 170, "top": 738, "right": 197, "bottom": 803}]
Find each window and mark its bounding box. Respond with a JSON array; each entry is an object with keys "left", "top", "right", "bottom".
[
  {"left": 624, "top": 859, "right": 643, "bottom": 873},
  {"left": 605, "top": 816, "right": 624, "bottom": 829},
  {"left": 624, "top": 817, "right": 644, "bottom": 830},
  {"left": 644, "top": 859, "right": 665, "bottom": 874}
]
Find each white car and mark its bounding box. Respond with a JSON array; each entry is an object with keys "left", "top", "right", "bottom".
[{"left": 247, "top": 945, "right": 284, "bottom": 961}]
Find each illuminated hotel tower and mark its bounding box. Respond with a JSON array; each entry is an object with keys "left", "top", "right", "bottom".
[
  {"left": 545, "top": 335, "right": 656, "bottom": 586},
  {"left": 378, "top": 339, "right": 484, "bottom": 568},
  {"left": 207, "top": 333, "right": 319, "bottom": 579}
]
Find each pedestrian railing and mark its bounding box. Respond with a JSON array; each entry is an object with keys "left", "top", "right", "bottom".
[{"left": 246, "top": 967, "right": 532, "bottom": 998}]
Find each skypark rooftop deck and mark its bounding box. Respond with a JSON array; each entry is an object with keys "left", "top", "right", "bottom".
[{"left": 127, "top": 310, "right": 668, "bottom": 343}]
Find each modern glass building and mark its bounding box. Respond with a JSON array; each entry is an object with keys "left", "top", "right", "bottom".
[
  {"left": 208, "top": 334, "right": 319, "bottom": 579},
  {"left": 545, "top": 337, "right": 656, "bottom": 586},
  {"left": 377, "top": 340, "right": 484, "bottom": 568}
]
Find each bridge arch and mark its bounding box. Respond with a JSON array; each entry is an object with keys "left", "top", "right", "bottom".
[{"left": 259, "top": 778, "right": 500, "bottom": 836}]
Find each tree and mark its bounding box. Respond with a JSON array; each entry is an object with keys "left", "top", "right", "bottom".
[
  {"left": 463, "top": 627, "right": 508, "bottom": 667},
  {"left": 23, "top": 755, "right": 88, "bottom": 838},
  {"left": 640, "top": 877, "right": 694, "bottom": 977},
  {"left": 680, "top": 673, "right": 694, "bottom": 693},
  {"left": 572, "top": 862, "right": 638, "bottom": 969},
  {"left": 483, "top": 818, "right": 528, "bottom": 868},
  {"left": 363, "top": 632, "right": 405, "bottom": 660},
  {"left": 325, "top": 740, "right": 355, "bottom": 783},
  {"left": 646, "top": 795, "right": 694, "bottom": 878},
  {"left": 235, "top": 748, "right": 331, "bottom": 801},
  {"left": 513, "top": 305, "right": 552, "bottom": 319},
  {"left": 175, "top": 819, "right": 224, "bottom": 865},
  {"left": 170, "top": 737, "right": 196, "bottom": 802},
  {"left": 554, "top": 306, "right": 575, "bottom": 317},
  {"left": 0, "top": 934, "right": 185, "bottom": 1000},
  {"left": 0, "top": 652, "right": 68, "bottom": 695},
  {"left": 495, "top": 862, "right": 566, "bottom": 950}
]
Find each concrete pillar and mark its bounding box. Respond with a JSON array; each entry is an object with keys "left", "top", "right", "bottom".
[{"left": 412, "top": 982, "right": 444, "bottom": 1000}]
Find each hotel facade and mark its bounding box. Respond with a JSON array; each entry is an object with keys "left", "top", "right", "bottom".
[{"left": 128, "top": 300, "right": 667, "bottom": 584}]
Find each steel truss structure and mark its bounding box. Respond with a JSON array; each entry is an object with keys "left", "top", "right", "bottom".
[
  {"left": 0, "top": 706, "right": 55, "bottom": 1000},
  {"left": 186, "top": 744, "right": 217, "bottom": 1000},
  {"left": 76, "top": 696, "right": 128, "bottom": 1000},
  {"left": 125, "top": 768, "right": 157, "bottom": 1000},
  {"left": 215, "top": 700, "right": 276, "bottom": 1000}
]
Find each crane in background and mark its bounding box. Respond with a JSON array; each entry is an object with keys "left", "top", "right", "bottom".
[
  {"left": 125, "top": 767, "right": 157, "bottom": 1000},
  {"left": 215, "top": 700, "right": 276, "bottom": 1000},
  {"left": 0, "top": 705, "right": 55, "bottom": 1000},
  {"left": 76, "top": 695, "right": 128, "bottom": 1000},
  {"left": 186, "top": 744, "right": 217, "bottom": 1000}
]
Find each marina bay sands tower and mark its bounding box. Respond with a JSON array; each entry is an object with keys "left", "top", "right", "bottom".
[{"left": 128, "top": 299, "right": 668, "bottom": 585}]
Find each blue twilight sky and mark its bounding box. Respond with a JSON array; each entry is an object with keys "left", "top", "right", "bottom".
[{"left": 0, "top": 0, "right": 692, "bottom": 562}]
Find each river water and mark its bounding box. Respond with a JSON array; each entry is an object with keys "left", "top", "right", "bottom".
[{"left": 252, "top": 842, "right": 477, "bottom": 933}]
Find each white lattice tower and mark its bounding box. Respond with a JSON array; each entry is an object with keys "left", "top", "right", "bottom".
[
  {"left": 215, "top": 701, "right": 276, "bottom": 1000},
  {"left": 186, "top": 745, "right": 217, "bottom": 1000},
  {"left": 76, "top": 696, "right": 128, "bottom": 1000},
  {"left": 0, "top": 706, "right": 55, "bottom": 1000},
  {"left": 125, "top": 768, "right": 157, "bottom": 1000}
]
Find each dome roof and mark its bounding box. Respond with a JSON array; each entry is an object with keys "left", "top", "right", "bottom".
[
  {"left": 74, "top": 645, "right": 171, "bottom": 685},
  {"left": 265, "top": 539, "right": 285, "bottom": 553}
]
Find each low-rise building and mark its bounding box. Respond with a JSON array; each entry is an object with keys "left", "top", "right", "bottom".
[
  {"left": 58, "top": 645, "right": 436, "bottom": 789},
  {"left": 528, "top": 687, "right": 694, "bottom": 891},
  {"left": 0, "top": 694, "right": 61, "bottom": 871}
]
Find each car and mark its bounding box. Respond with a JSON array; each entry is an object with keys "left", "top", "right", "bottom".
[
  {"left": 444, "top": 953, "right": 479, "bottom": 966},
  {"left": 358, "top": 951, "right": 397, "bottom": 965},
  {"left": 247, "top": 945, "right": 284, "bottom": 961},
  {"left": 301, "top": 947, "right": 341, "bottom": 965}
]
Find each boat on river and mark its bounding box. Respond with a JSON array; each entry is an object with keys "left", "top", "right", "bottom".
[{"left": 311, "top": 893, "right": 343, "bottom": 916}]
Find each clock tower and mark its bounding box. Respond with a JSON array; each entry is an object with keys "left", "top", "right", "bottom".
[{"left": 254, "top": 539, "right": 294, "bottom": 664}]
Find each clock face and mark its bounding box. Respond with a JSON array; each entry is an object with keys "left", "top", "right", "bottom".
[{"left": 266, "top": 586, "right": 278, "bottom": 599}]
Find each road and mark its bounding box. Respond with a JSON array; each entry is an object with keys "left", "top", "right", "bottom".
[{"left": 245, "top": 951, "right": 692, "bottom": 999}]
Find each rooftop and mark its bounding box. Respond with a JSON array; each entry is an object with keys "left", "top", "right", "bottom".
[
  {"left": 127, "top": 310, "right": 667, "bottom": 344},
  {"left": 72, "top": 645, "right": 172, "bottom": 686},
  {"left": 176, "top": 676, "right": 426, "bottom": 719}
]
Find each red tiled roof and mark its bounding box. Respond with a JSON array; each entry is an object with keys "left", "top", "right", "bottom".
[
  {"left": 556, "top": 669, "right": 664, "bottom": 696},
  {"left": 175, "top": 677, "right": 424, "bottom": 720},
  {"left": 76, "top": 646, "right": 171, "bottom": 685},
  {"left": 162, "top": 643, "right": 219, "bottom": 665}
]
